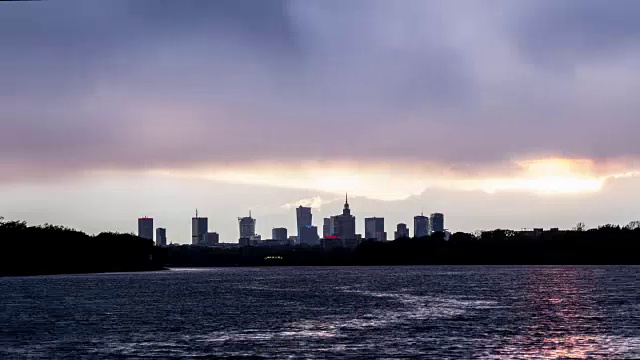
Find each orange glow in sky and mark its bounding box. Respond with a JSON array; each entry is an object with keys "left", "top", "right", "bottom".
[{"left": 153, "top": 157, "right": 639, "bottom": 200}]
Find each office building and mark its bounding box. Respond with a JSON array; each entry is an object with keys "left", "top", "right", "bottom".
[
  {"left": 296, "top": 206, "right": 312, "bottom": 240},
  {"left": 299, "top": 225, "right": 320, "bottom": 246},
  {"left": 238, "top": 234, "right": 262, "bottom": 247},
  {"left": 364, "top": 217, "right": 385, "bottom": 240},
  {"left": 430, "top": 213, "right": 445, "bottom": 234},
  {"left": 138, "top": 217, "right": 153, "bottom": 240},
  {"left": 206, "top": 232, "right": 219, "bottom": 245},
  {"left": 272, "top": 227, "right": 288, "bottom": 241},
  {"left": 376, "top": 231, "right": 387, "bottom": 242},
  {"left": 329, "top": 194, "right": 356, "bottom": 240},
  {"left": 414, "top": 213, "right": 429, "bottom": 238},
  {"left": 238, "top": 212, "right": 256, "bottom": 240},
  {"left": 323, "top": 217, "right": 331, "bottom": 238},
  {"left": 250, "top": 234, "right": 261, "bottom": 241},
  {"left": 192, "top": 210, "right": 208, "bottom": 245},
  {"left": 155, "top": 227, "right": 166, "bottom": 246},
  {"left": 394, "top": 223, "right": 410, "bottom": 239}
]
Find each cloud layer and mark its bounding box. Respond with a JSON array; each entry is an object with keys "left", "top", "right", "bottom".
[{"left": 2, "top": 0, "right": 640, "bottom": 184}]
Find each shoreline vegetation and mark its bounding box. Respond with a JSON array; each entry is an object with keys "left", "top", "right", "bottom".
[
  {"left": 167, "top": 225, "right": 640, "bottom": 267},
  {"left": 0, "top": 217, "right": 166, "bottom": 277},
  {"left": 2, "top": 217, "right": 640, "bottom": 276}
]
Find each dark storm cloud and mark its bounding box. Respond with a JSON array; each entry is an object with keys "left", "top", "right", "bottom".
[
  {"left": 128, "top": 0, "right": 299, "bottom": 51},
  {"left": 0, "top": 0, "right": 299, "bottom": 97},
  {"left": 0, "top": 2, "right": 121, "bottom": 97},
  {"left": 0, "top": 0, "right": 303, "bottom": 176},
  {"left": 513, "top": 0, "right": 640, "bottom": 64},
  {"left": 2, "top": 0, "right": 640, "bottom": 181}
]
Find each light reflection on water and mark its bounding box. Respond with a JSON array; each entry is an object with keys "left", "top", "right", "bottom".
[{"left": 0, "top": 266, "right": 639, "bottom": 358}]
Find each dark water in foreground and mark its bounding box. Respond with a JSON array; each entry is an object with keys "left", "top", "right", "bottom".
[{"left": 1, "top": 266, "right": 639, "bottom": 359}]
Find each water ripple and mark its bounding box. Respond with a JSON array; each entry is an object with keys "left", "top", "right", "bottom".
[{"left": 0, "top": 266, "right": 638, "bottom": 358}]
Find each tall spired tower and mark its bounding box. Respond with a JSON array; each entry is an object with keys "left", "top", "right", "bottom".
[
  {"left": 329, "top": 193, "right": 356, "bottom": 239},
  {"left": 343, "top": 193, "right": 351, "bottom": 216}
]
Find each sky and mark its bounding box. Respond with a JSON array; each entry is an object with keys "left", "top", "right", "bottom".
[{"left": 2, "top": 0, "right": 640, "bottom": 242}]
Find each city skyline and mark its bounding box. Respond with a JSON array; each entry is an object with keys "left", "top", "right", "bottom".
[
  {"left": 3, "top": 2, "right": 640, "bottom": 359},
  {"left": 3, "top": 1, "right": 640, "bottom": 241},
  {"left": 137, "top": 199, "right": 449, "bottom": 244}
]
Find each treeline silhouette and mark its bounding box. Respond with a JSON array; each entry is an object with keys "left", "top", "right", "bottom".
[
  {"left": 167, "top": 223, "right": 640, "bottom": 267},
  {"left": 0, "top": 217, "right": 166, "bottom": 276},
  {"left": 3, "top": 217, "right": 639, "bottom": 275}
]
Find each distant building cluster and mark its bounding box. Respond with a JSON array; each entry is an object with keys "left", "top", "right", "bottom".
[{"left": 136, "top": 194, "right": 447, "bottom": 249}]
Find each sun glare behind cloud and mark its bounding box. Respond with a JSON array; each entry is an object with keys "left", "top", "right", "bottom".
[
  {"left": 153, "top": 157, "right": 639, "bottom": 201},
  {"left": 479, "top": 158, "right": 606, "bottom": 194}
]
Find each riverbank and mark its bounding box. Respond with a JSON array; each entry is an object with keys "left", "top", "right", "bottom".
[{"left": 0, "top": 266, "right": 169, "bottom": 278}]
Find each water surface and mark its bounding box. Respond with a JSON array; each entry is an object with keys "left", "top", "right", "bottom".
[{"left": 1, "top": 266, "right": 639, "bottom": 358}]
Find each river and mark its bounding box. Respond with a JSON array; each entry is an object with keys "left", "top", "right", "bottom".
[{"left": 1, "top": 266, "right": 639, "bottom": 358}]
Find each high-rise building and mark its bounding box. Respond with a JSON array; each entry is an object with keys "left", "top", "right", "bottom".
[
  {"left": 394, "top": 223, "right": 410, "bottom": 239},
  {"left": 238, "top": 211, "right": 256, "bottom": 240},
  {"left": 155, "top": 227, "right": 166, "bottom": 246},
  {"left": 272, "top": 227, "right": 288, "bottom": 241},
  {"left": 414, "top": 213, "right": 429, "bottom": 238},
  {"left": 299, "top": 225, "right": 320, "bottom": 246},
  {"left": 375, "top": 231, "right": 387, "bottom": 242},
  {"left": 192, "top": 210, "right": 208, "bottom": 245},
  {"left": 323, "top": 217, "right": 331, "bottom": 238},
  {"left": 430, "top": 213, "right": 445, "bottom": 234},
  {"left": 138, "top": 217, "right": 153, "bottom": 240},
  {"left": 296, "top": 206, "right": 312, "bottom": 240},
  {"left": 364, "top": 217, "right": 385, "bottom": 239},
  {"left": 329, "top": 194, "right": 356, "bottom": 240}
]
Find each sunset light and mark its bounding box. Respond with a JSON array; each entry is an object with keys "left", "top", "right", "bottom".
[
  {"left": 4, "top": 1, "right": 640, "bottom": 358},
  {"left": 155, "top": 157, "right": 635, "bottom": 200},
  {"left": 479, "top": 158, "right": 607, "bottom": 194}
]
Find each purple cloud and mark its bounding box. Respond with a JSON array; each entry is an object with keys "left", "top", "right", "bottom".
[{"left": 2, "top": 0, "right": 640, "bottom": 183}]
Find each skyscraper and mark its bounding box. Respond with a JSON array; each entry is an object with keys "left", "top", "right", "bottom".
[
  {"left": 272, "top": 227, "right": 287, "bottom": 241},
  {"left": 156, "top": 227, "right": 166, "bottom": 246},
  {"left": 430, "top": 213, "right": 445, "bottom": 234},
  {"left": 364, "top": 217, "right": 384, "bottom": 240},
  {"left": 329, "top": 194, "right": 356, "bottom": 240},
  {"left": 414, "top": 213, "right": 429, "bottom": 238},
  {"left": 299, "top": 225, "right": 320, "bottom": 246},
  {"left": 192, "top": 210, "right": 208, "bottom": 245},
  {"left": 394, "top": 223, "right": 410, "bottom": 239},
  {"left": 323, "top": 217, "right": 331, "bottom": 238},
  {"left": 238, "top": 211, "right": 256, "bottom": 240},
  {"left": 296, "top": 206, "right": 312, "bottom": 240},
  {"left": 138, "top": 217, "right": 153, "bottom": 240}
]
